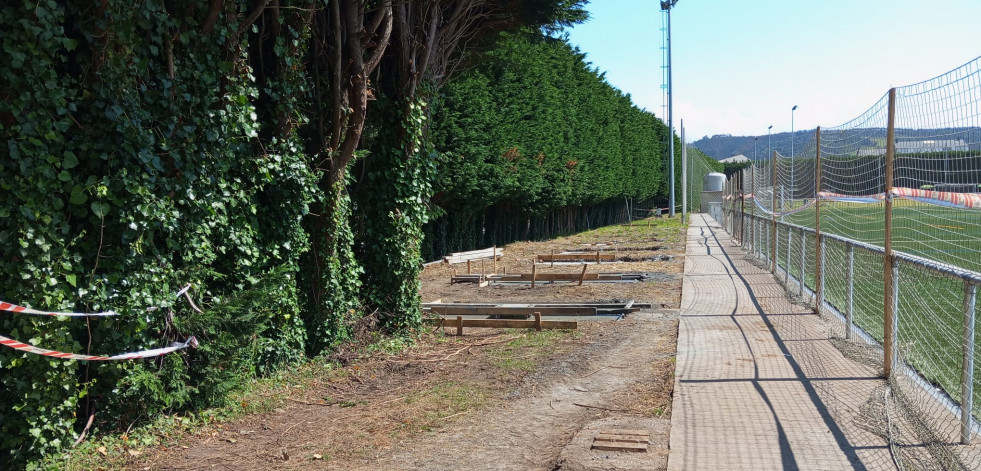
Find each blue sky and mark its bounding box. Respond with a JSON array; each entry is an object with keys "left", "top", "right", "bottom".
[{"left": 565, "top": 0, "right": 981, "bottom": 143}]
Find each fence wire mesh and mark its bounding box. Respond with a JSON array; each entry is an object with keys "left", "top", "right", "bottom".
[{"left": 718, "top": 56, "right": 981, "bottom": 469}]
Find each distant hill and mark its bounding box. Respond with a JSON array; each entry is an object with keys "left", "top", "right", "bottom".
[
  {"left": 690, "top": 132, "right": 803, "bottom": 161},
  {"left": 691, "top": 127, "right": 981, "bottom": 161}
]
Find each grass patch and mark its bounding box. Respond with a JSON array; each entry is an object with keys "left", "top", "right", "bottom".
[
  {"left": 488, "top": 330, "right": 576, "bottom": 373},
  {"left": 399, "top": 381, "right": 488, "bottom": 433}
]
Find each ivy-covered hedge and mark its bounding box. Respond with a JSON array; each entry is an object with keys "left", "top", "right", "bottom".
[
  {"left": 423, "top": 33, "right": 673, "bottom": 258},
  {"left": 0, "top": 3, "right": 667, "bottom": 467},
  {"left": 0, "top": 1, "right": 316, "bottom": 466}
]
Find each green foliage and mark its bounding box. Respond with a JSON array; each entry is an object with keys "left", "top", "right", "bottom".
[
  {"left": 356, "top": 96, "right": 437, "bottom": 331},
  {"left": 0, "top": 1, "right": 315, "bottom": 466},
  {"left": 424, "top": 32, "right": 671, "bottom": 256},
  {"left": 0, "top": 1, "right": 668, "bottom": 466}
]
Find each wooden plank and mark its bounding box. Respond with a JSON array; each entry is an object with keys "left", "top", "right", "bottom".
[
  {"left": 423, "top": 302, "right": 653, "bottom": 309},
  {"left": 537, "top": 253, "right": 616, "bottom": 262},
  {"left": 430, "top": 318, "right": 578, "bottom": 330},
  {"left": 429, "top": 306, "right": 597, "bottom": 316},
  {"left": 443, "top": 254, "right": 502, "bottom": 264},
  {"left": 594, "top": 433, "right": 650, "bottom": 444},
  {"left": 591, "top": 441, "right": 647, "bottom": 452},
  {"left": 517, "top": 273, "right": 601, "bottom": 281},
  {"left": 447, "top": 247, "right": 497, "bottom": 256},
  {"left": 599, "top": 429, "right": 651, "bottom": 436}
]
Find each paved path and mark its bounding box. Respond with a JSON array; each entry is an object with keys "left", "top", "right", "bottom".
[{"left": 668, "top": 214, "right": 897, "bottom": 470}]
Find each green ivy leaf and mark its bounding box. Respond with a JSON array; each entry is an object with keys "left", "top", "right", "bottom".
[
  {"left": 90, "top": 201, "right": 109, "bottom": 218},
  {"left": 69, "top": 185, "right": 87, "bottom": 205},
  {"left": 62, "top": 151, "right": 79, "bottom": 169}
]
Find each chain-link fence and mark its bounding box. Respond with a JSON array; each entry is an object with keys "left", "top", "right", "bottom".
[{"left": 717, "top": 56, "right": 981, "bottom": 469}]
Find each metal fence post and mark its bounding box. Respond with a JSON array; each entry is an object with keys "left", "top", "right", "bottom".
[
  {"left": 962, "top": 282, "right": 977, "bottom": 445},
  {"left": 884, "top": 87, "right": 897, "bottom": 378},
  {"left": 845, "top": 244, "right": 855, "bottom": 339},
  {"left": 799, "top": 227, "right": 806, "bottom": 296},
  {"left": 814, "top": 127, "right": 823, "bottom": 306},
  {"left": 819, "top": 237, "right": 826, "bottom": 314},
  {"left": 771, "top": 152, "right": 777, "bottom": 274}
]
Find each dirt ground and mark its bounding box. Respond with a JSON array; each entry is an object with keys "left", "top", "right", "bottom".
[{"left": 137, "top": 219, "right": 685, "bottom": 471}]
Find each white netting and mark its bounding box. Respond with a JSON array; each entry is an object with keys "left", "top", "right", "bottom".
[
  {"left": 719, "top": 56, "right": 981, "bottom": 468},
  {"left": 684, "top": 144, "right": 720, "bottom": 215}
]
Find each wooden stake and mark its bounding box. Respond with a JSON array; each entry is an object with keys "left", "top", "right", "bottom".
[
  {"left": 579, "top": 264, "right": 588, "bottom": 286},
  {"left": 551, "top": 249, "right": 555, "bottom": 268},
  {"left": 534, "top": 312, "right": 542, "bottom": 331},
  {"left": 456, "top": 316, "right": 463, "bottom": 336},
  {"left": 596, "top": 251, "right": 601, "bottom": 264},
  {"left": 531, "top": 263, "right": 537, "bottom": 289},
  {"left": 467, "top": 259, "right": 472, "bottom": 275}
]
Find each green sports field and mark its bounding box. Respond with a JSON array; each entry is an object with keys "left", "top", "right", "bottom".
[{"left": 740, "top": 200, "right": 981, "bottom": 423}]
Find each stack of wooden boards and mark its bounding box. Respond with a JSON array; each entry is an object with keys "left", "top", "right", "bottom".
[
  {"left": 441, "top": 247, "right": 503, "bottom": 265},
  {"left": 424, "top": 301, "right": 648, "bottom": 334}
]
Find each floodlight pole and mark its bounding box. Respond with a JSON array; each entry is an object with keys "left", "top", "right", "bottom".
[{"left": 662, "top": 0, "right": 678, "bottom": 217}]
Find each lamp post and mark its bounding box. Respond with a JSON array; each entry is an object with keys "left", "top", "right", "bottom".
[
  {"left": 754, "top": 137, "right": 758, "bottom": 161},
  {"left": 767, "top": 125, "right": 773, "bottom": 159},
  {"left": 662, "top": 0, "right": 679, "bottom": 217}
]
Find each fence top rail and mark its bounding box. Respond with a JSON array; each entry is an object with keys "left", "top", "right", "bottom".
[{"left": 741, "top": 211, "right": 981, "bottom": 286}]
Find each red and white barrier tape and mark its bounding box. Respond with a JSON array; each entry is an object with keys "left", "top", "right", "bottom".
[
  {"left": 0, "top": 301, "right": 116, "bottom": 317},
  {"left": 0, "top": 334, "right": 198, "bottom": 361},
  {"left": 0, "top": 284, "right": 203, "bottom": 360}
]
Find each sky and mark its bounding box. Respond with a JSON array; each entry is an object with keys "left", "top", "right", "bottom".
[{"left": 564, "top": 0, "right": 981, "bottom": 143}]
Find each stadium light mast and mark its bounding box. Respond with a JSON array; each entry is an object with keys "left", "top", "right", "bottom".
[
  {"left": 662, "top": 0, "right": 679, "bottom": 217},
  {"left": 754, "top": 137, "right": 758, "bottom": 161}
]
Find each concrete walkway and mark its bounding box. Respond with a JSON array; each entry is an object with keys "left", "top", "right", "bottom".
[{"left": 668, "top": 214, "right": 897, "bottom": 470}]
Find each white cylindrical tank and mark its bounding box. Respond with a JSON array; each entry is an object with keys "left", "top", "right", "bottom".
[
  {"left": 700, "top": 172, "right": 726, "bottom": 212},
  {"left": 703, "top": 172, "right": 726, "bottom": 192}
]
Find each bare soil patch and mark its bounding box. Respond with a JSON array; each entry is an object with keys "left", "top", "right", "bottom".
[{"left": 134, "top": 219, "right": 685, "bottom": 471}]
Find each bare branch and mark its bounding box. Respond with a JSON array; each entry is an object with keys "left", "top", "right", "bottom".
[{"left": 236, "top": 0, "right": 273, "bottom": 38}]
